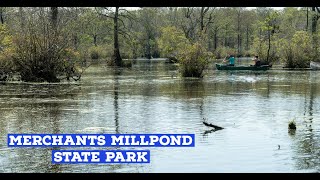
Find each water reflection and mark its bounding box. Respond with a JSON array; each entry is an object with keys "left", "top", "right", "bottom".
[
  {"left": 1, "top": 61, "right": 320, "bottom": 172},
  {"left": 181, "top": 79, "right": 205, "bottom": 99},
  {"left": 0, "top": 84, "right": 83, "bottom": 172},
  {"left": 291, "top": 78, "right": 320, "bottom": 172},
  {"left": 113, "top": 68, "right": 121, "bottom": 134}
]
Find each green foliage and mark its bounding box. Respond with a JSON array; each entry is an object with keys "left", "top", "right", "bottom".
[
  {"left": 0, "top": 24, "right": 14, "bottom": 77},
  {"left": 263, "top": 11, "right": 279, "bottom": 31},
  {"left": 276, "top": 31, "right": 312, "bottom": 68},
  {"left": 122, "top": 60, "right": 132, "bottom": 68},
  {"left": 252, "top": 10, "right": 280, "bottom": 64},
  {"left": 279, "top": 8, "right": 306, "bottom": 37},
  {"left": 79, "top": 9, "right": 112, "bottom": 46},
  {"left": 242, "top": 49, "right": 256, "bottom": 57},
  {"left": 121, "top": 33, "right": 143, "bottom": 59},
  {"left": 12, "top": 32, "right": 82, "bottom": 82},
  {"left": 158, "top": 26, "right": 190, "bottom": 60},
  {"left": 90, "top": 49, "right": 99, "bottom": 59},
  {"left": 138, "top": 8, "right": 160, "bottom": 59},
  {"left": 0, "top": 24, "right": 13, "bottom": 48},
  {"left": 252, "top": 37, "right": 268, "bottom": 60},
  {"left": 9, "top": 9, "right": 83, "bottom": 82},
  {"left": 252, "top": 37, "right": 278, "bottom": 64},
  {"left": 88, "top": 45, "right": 112, "bottom": 59},
  {"left": 2, "top": 7, "right": 319, "bottom": 82},
  {"left": 177, "top": 42, "right": 212, "bottom": 78},
  {"left": 158, "top": 26, "right": 212, "bottom": 77},
  {"left": 214, "top": 46, "right": 237, "bottom": 59}
]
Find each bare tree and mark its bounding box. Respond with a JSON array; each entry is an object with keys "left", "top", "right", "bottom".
[
  {"left": 18, "top": 7, "right": 25, "bottom": 29},
  {"left": 199, "top": 7, "right": 215, "bottom": 33},
  {"left": 96, "top": 7, "right": 134, "bottom": 66},
  {"left": 235, "top": 8, "right": 245, "bottom": 55},
  {"left": 50, "top": 7, "right": 58, "bottom": 32},
  {"left": 180, "top": 7, "right": 197, "bottom": 41},
  {"left": 311, "top": 7, "right": 320, "bottom": 34}
]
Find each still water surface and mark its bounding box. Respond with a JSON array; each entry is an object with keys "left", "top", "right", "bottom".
[{"left": 0, "top": 59, "right": 320, "bottom": 172}]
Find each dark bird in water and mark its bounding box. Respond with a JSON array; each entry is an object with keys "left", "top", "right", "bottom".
[
  {"left": 278, "top": 145, "right": 280, "bottom": 150},
  {"left": 202, "top": 120, "right": 224, "bottom": 130}
]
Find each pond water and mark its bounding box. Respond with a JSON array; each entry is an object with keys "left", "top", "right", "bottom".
[{"left": 0, "top": 59, "right": 320, "bottom": 173}]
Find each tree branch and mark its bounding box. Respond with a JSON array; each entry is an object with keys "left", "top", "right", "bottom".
[
  {"left": 118, "top": 29, "right": 132, "bottom": 41},
  {"left": 119, "top": 8, "right": 136, "bottom": 20},
  {"left": 95, "top": 7, "right": 113, "bottom": 19},
  {"left": 117, "top": 17, "right": 127, "bottom": 30}
]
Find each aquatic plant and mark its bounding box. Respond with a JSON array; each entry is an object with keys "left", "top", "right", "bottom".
[{"left": 288, "top": 119, "right": 297, "bottom": 130}]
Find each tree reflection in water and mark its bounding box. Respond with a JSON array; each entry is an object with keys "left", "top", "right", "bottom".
[{"left": 292, "top": 77, "right": 320, "bottom": 171}]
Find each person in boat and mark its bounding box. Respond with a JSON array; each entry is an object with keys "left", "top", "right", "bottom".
[
  {"left": 223, "top": 54, "right": 235, "bottom": 66},
  {"left": 252, "top": 55, "right": 261, "bottom": 67}
]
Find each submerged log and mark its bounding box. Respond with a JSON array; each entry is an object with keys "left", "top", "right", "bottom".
[{"left": 203, "top": 121, "right": 224, "bottom": 130}]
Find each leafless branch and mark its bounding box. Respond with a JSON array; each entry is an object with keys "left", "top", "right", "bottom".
[
  {"left": 118, "top": 29, "right": 132, "bottom": 40},
  {"left": 95, "top": 7, "right": 113, "bottom": 19}
]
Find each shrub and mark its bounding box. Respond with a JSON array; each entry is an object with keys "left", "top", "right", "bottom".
[
  {"left": 11, "top": 23, "right": 82, "bottom": 82},
  {"left": 0, "top": 24, "right": 15, "bottom": 80},
  {"left": 251, "top": 37, "right": 278, "bottom": 65},
  {"left": 214, "top": 47, "right": 237, "bottom": 59},
  {"left": 177, "top": 43, "right": 213, "bottom": 78},
  {"left": 158, "top": 26, "right": 213, "bottom": 77},
  {"left": 88, "top": 45, "right": 110, "bottom": 60},
  {"left": 157, "top": 26, "right": 190, "bottom": 61},
  {"left": 276, "top": 31, "right": 312, "bottom": 68}
]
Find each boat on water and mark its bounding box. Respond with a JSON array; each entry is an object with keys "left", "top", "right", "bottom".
[
  {"left": 310, "top": 61, "right": 320, "bottom": 70},
  {"left": 215, "top": 64, "right": 271, "bottom": 71}
]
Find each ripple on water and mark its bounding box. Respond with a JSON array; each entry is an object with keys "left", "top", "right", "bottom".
[{"left": 1, "top": 64, "right": 320, "bottom": 172}]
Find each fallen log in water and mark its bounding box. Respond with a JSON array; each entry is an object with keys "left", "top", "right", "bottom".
[{"left": 203, "top": 121, "right": 224, "bottom": 130}]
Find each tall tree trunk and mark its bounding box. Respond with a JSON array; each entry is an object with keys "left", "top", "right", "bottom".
[
  {"left": 306, "top": 7, "right": 309, "bottom": 31},
  {"left": 113, "top": 69, "right": 120, "bottom": 134},
  {"left": 311, "top": 7, "right": 317, "bottom": 33},
  {"left": 50, "top": 7, "right": 58, "bottom": 50},
  {"left": 224, "top": 24, "right": 228, "bottom": 47},
  {"left": 93, "top": 34, "right": 97, "bottom": 47},
  {"left": 259, "top": 28, "right": 262, "bottom": 55},
  {"left": 73, "top": 34, "right": 78, "bottom": 50},
  {"left": 200, "top": 7, "right": 205, "bottom": 31},
  {"left": 113, "top": 7, "right": 122, "bottom": 66},
  {"left": 237, "top": 33, "right": 241, "bottom": 55},
  {"left": 237, "top": 10, "right": 241, "bottom": 55},
  {"left": 0, "top": 8, "right": 4, "bottom": 24},
  {"left": 246, "top": 26, "right": 249, "bottom": 51},
  {"left": 311, "top": 7, "right": 319, "bottom": 58},
  {"left": 200, "top": 7, "right": 211, "bottom": 33},
  {"left": 266, "top": 31, "right": 271, "bottom": 64},
  {"left": 50, "top": 7, "right": 58, "bottom": 34},
  {"left": 49, "top": 7, "right": 58, "bottom": 81},
  {"left": 146, "top": 38, "right": 151, "bottom": 59},
  {"left": 19, "top": 7, "right": 25, "bottom": 29},
  {"left": 214, "top": 27, "right": 218, "bottom": 50}
]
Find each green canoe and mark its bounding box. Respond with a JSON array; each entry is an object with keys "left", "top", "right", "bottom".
[{"left": 215, "top": 64, "right": 271, "bottom": 71}]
